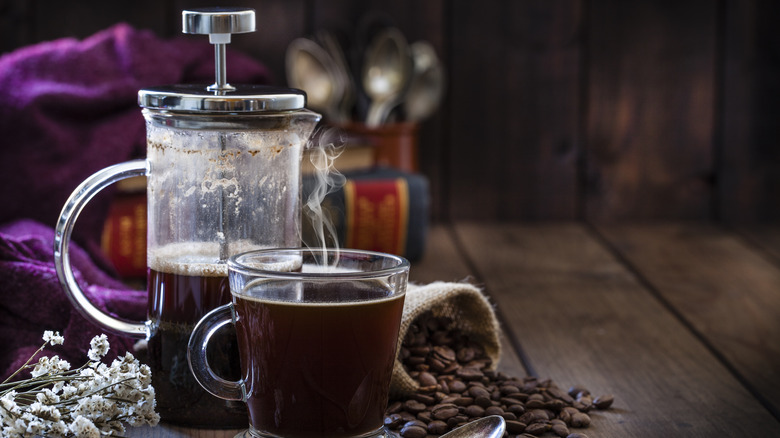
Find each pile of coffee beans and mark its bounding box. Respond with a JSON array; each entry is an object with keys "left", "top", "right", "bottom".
[{"left": 385, "top": 313, "right": 614, "bottom": 438}]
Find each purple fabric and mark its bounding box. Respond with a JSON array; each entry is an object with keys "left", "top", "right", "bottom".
[
  {"left": 0, "top": 23, "right": 270, "bottom": 249},
  {"left": 0, "top": 219, "right": 146, "bottom": 380},
  {"left": 0, "top": 25, "right": 270, "bottom": 380}
]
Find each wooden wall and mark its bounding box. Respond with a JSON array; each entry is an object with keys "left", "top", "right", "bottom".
[{"left": 1, "top": 0, "right": 778, "bottom": 224}]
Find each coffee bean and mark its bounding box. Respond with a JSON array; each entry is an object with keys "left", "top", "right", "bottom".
[
  {"left": 413, "top": 393, "right": 436, "bottom": 405},
  {"left": 506, "top": 403, "right": 526, "bottom": 415},
  {"left": 452, "top": 414, "right": 469, "bottom": 426},
  {"left": 500, "top": 384, "right": 521, "bottom": 396},
  {"left": 570, "top": 412, "right": 591, "bottom": 428},
  {"left": 456, "top": 366, "right": 483, "bottom": 381},
  {"left": 547, "top": 386, "right": 575, "bottom": 404},
  {"left": 410, "top": 346, "right": 431, "bottom": 356},
  {"left": 457, "top": 346, "right": 476, "bottom": 362},
  {"left": 407, "top": 356, "right": 426, "bottom": 366},
  {"left": 525, "top": 422, "right": 549, "bottom": 436},
  {"left": 566, "top": 434, "right": 590, "bottom": 438},
  {"left": 418, "top": 371, "right": 437, "bottom": 387},
  {"left": 399, "top": 424, "right": 427, "bottom": 438},
  {"left": 384, "top": 413, "right": 405, "bottom": 428},
  {"left": 552, "top": 422, "right": 570, "bottom": 437},
  {"left": 433, "top": 345, "right": 456, "bottom": 363},
  {"left": 450, "top": 380, "right": 467, "bottom": 393},
  {"left": 545, "top": 398, "right": 565, "bottom": 410},
  {"left": 464, "top": 405, "right": 485, "bottom": 417},
  {"left": 474, "top": 395, "right": 493, "bottom": 408},
  {"left": 386, "top": 311, "right": 614, "bottom": 437},
  {"left": 468, "top": 386, "right": 490, "bottom": 399},
  {"left": 567, "top": 385, "right": 589, "bottom": 398},
  {"left": 431, "top": 403, "right": 459, "bottom": 420},
  {"left": 429, "top": 357, "right": 446, "bottom": 372},
  {"left": 399, "top": 411, "right": 416, "bottom": 422},
  {"left": 484, "top": 406, "right": 504, "bottom": 417},
  {"left": 453, "top": 396, "right": 473, "bottom": 406},
  {"left": 505, "top": 420, "right": 527, "bottom": 434},
  {"left": 593, "top": 394, "right": 614, "bottom": 410},
  {"left": 403, "top": 400, "right": 427, "bottom": 413},
  {"left": 387, "top": 401, "right": 402, "bottom": 414},
  {"left": 526, "top": 399, "right": 545, "bottom": 409},
  {"left": 428, "top": 420, "right": 449, "bottom": 435}
]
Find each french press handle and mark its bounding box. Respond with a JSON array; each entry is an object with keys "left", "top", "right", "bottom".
[{"left": 53, "top": 160, "right": 151, "bottom": 339}]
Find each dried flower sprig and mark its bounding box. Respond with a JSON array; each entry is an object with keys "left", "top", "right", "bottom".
[{"left": 1, "top": 331, "right": 160, "bottom": 437}]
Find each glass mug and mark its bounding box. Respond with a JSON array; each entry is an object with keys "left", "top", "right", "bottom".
[{"left": 188, "top": 248, "right": 409, "bottom": 438}]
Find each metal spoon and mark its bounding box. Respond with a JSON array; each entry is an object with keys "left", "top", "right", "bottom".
[
  {"left": 317, "top": 30, "right": 355, "bottom": 122},
  {"left": 439, "top": 415, "right": 506, "bottom": 438},
  {"left": 362, "top": 27, "right": 413, "bottom": 127},
  {"left": 286, "top": 37, "right": 344, "bottom": 122},
  {"left": 403, "top": 41, "right": 446, "bottom": 122}
]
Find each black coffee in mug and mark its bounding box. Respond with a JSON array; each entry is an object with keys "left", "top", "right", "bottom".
[{"left": 234, "top": 282, "right": 404, "bottom": 437}]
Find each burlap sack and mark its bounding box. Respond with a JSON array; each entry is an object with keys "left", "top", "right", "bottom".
[{"left": 389, "top": 281, "right": 502, "bottom": 399}]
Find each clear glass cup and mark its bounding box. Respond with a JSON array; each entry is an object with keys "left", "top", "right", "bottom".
[{"left": 188, "top": 248, "right": 409, "bottom": 438}]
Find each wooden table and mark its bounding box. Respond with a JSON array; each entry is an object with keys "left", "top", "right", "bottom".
[{"left": 128, "top": 222, "right": 780, "bottom": 437}]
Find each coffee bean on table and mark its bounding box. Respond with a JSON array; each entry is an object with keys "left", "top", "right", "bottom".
[
  {"left": 593, "top": 394, "right": 615, "bottom": 409},
  {"left": 403, "top": 400, "right": 427, "bottom": 413},
  {"left": 399, "top": 422, "right": 427, "bottom": 438},
  {"left": 428, "top": 420, "right": 449, "bottom": 435},
  {"left": 385, "top": 311, "right": 614, "bottom": 436}
]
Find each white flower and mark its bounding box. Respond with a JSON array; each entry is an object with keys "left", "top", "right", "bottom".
[
  {"left": 2, "top": 331, "right": 160, "bottom": 436},
  {"left": 25, "top": 417, "right": 44, "bottom": 435},
  {"left": 0, "top": 391, "right": 20, "bottom": 414},
  {"left": 69, "top": 415, "right": 100, "bottom": 438},
  {"left": 43, "top": 330, "right": 65, "bottom": 346},
  {"left": 30, "top": 355, "right": 70, "bottom": 377},
  {"left": 31, "top": 356, "right": 51, "bottom": 378},
  {"left": 87, "top": 334, "right": 110, "bottom": 361},
  {"left": 46, "top": 420, "right": 68, "bottom": 436}
]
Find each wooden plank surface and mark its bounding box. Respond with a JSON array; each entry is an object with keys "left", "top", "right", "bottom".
[
  {"left": 453, "top": 222, "right": 780, "bottom": 436},
  {"left": 595, "top": 223, "right": 780, "bottom": 418},
  {"left": 738, "top": 225, "right": 780, "bottom": 267}
]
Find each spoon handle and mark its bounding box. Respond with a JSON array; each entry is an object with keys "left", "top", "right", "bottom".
[{"left": 366, "top": 97, "right": 398, "bottom": 127}]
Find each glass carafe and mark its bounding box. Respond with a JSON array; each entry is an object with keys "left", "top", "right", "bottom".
[{"left": 53, "top": 8, "right": 322, "bottom": 428}]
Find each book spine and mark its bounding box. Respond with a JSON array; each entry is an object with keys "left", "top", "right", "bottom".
[
  {"left": 344, "top": 178, "right": 410, "bottom": 256},
  {"left": 302, "top": 171, "right": 428, "bottom": 261},
  {"left": 100, "top": 192, "right": 147, "bottom": 278}
]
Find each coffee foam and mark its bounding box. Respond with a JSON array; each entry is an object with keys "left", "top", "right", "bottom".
[{"left": 148, "top": 241, "right": 264, "bottom": 277}]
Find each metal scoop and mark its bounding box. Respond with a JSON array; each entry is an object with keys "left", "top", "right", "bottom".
[{"left": 439, "top": 415, "right": 506, "bottom": 438}]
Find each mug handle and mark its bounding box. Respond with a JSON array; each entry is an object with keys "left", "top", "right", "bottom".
[
  {"left": 53, "top": 159, "right": 151, "bottom": 339},
  {"left": 187, "top": 303, "right": 246, "bottom": 401}
]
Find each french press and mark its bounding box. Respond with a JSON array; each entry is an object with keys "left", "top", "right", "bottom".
[{"left": 54, "top": 7, "right": 321, "bottom": 427}]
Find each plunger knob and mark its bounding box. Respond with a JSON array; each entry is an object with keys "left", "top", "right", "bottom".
[{"left": 182, "top": 7, "right": 256, "bottom": 92}]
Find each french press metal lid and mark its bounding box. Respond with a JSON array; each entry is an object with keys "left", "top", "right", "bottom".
[{"left": 138, "top": 7, "right": 306, "bottom": 113}]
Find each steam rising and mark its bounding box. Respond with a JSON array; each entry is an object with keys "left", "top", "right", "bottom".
[{"left": 302, "top": 126, "right": 346, "bottom": 267}]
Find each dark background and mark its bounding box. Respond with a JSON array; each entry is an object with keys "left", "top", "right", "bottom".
[{"left": 2, "top": 0, "right": 778, "bottom": 224}]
